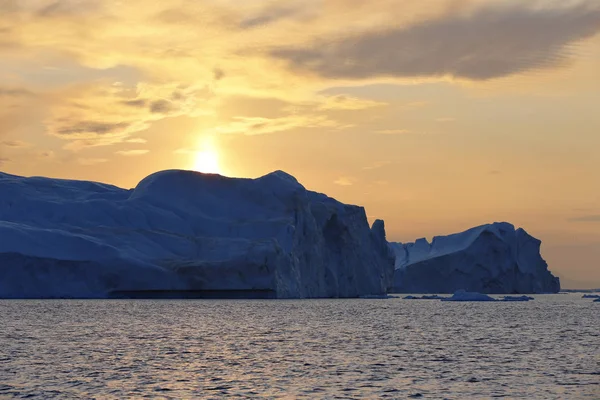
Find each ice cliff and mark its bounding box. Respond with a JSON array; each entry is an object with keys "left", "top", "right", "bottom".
[
  {"left": 389, "top": 222, "right": 560, "bottom": 294},
  {"left": 0, "top": 170, "right": 395, "bottom": 299}
]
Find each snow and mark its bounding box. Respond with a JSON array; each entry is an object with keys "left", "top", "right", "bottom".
[
  {"left": 0, "top": 170, "right": 395, "bottom": 299},
  {"left": 389, "top": 222, "right": 560, "bottom": 294},
  {"left": 440, "top": 290, "right": 497, "bottom": 302}
]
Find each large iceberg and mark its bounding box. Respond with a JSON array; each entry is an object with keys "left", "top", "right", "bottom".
[
  {"left": 389, "top": 222, "right": 560, "bottom": 294},
  {"left": 0, "top": 170, "right": 395, "bottom": 299}
]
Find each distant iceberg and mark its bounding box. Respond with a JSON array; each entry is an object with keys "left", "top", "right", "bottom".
[
  {"left": 440, "top": 290, "right": 497, "bottom": 302},
  {"left": 0, "top": 170, "right": 394, "bottom": 299},
  {"left": 403, "top": 294, "right": 447, "bottom": 300},
  {"left": 403, "top": 291, "right": 534, "bottom": 302},
  {"left": 389, "top": 222, "right": 560, "bottom": 294},
  {"left": 501, "top": 295, "right": 534, "bottom": 302}
]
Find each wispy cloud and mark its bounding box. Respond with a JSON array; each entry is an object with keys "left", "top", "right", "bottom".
[
  {"left": 125, "top": 138, "right": 147, "bottom": 144},
  {"left": 569, "top": 215, "right": 600, "bottom": 222},
  {"left": 204, "top": 114, "right": 340, "bottom": 136},
  {"left": 334, "top": 177, "right": 354, "bottom": 186},
  {"left": 363, "top": 161, "right": 391, "bottom": 170},
  {"left": 376, "top": 129, "right": 411, "bottom": 135},
  {"left": 115, "top": 149, "right": 149, "bottom": 156},
  {"left": 318, "top": 95, "right": 387, "bottom": 110},
  {"left": 77, "top": 158, "right": 108, "bottom": 166},
  {"left": 0, "top": 88, "right": 33, "bottom": 97},
  {"left": 1, "top": 140, "right": 31, "bottom": 148},
  {"left": 46, "top": 83, "right": 212, "bottom": 150}
]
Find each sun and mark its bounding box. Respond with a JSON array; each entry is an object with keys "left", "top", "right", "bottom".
[{"left": 194, "top": 149, "right": 220, "bottom": 174}]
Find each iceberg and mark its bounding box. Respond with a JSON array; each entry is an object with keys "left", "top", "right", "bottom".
[
  {"left": 403, "top": 294, "right": 447, "bottom": 300},
  {"left": 501, "top": 295, "right": 534, "bottom": 302},
  {"left": 440, "top": 290, "right": 496, "bottom": 302},
  {"left": 389, "top": 222, "right": 560, "bottom": 294},
  {"left": 0, "top": 170, "right": 395, "bottom": 299}
]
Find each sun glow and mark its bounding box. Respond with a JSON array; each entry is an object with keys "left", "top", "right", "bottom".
[{"left": 194, "top": 149, "right": 220, "bottom": 174}]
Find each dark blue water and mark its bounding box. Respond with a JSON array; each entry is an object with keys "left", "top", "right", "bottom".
[{"left": 0, "top": 294, "right": 598, "bottom": 399}]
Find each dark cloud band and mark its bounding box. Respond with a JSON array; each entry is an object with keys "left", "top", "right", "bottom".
[{"left": 272, "top": 3, "right": 600, "bottom": 80}]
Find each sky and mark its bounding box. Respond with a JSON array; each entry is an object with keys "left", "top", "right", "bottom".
[{"left": 1, "top": 0, "right": 599, "bottom": 288}]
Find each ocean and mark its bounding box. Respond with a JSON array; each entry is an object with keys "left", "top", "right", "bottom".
[{"left": 1, "top": 294, "right": 598, "bottom": 399}]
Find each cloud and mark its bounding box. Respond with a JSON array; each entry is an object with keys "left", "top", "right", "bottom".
[
  {"left": 149, "top": 99, "right": 175, "bottom": 114},
  {"left": 436, "top": 117, "right": 455, "bottom": 122},
  {"left": 121, "top": 99, "right": 147, "bottom": 107},
  {"left": 376, "top": 129, "right": 411, "bottom": 135},
  {"left": 318, "top": 95, "right": 387, "bottom": 110},
  {"left": 55, "top": 121, "right": 131, "bottom": 138},
  {"left": 0, "top": 88, "right": 33, "bottom": 97},
  {"left": 0, "top": 156, "right": 10, "bottom": 165},
  {"left": 334, "top": 177, "right": 354, "bottom": 186},
  {"left": 115, "top": 149, "right": 149, "bottom": 156},
  {"left": 271, "top": 3, "right": 600, "bottom": 81},
  {"left": 38, "top": 150, "right": 55, "bottom": 158},
  {"left": 77, "top": 157, "right": 108, "bottom": 165},
  {"left": 240, "top": 5, "right": 302, "bottom": 29},
  {"left": 363, "top": 161, "right": 391, "bottom": 170},
  {"left": 125, "top": 137, "right": 147, "bottom": 144},
  {"left": 1, "top": 140, "right": 31, "bottom": 148},
  {"left": 213, "top": 68, "right": 225, "bottom": 81},
  {"left": 46, "top": 82, "right": 211, "bottom": 150},
  {"left": 569, "top": 215, "right": 600, "bottom": 222},
  {"left": 204, "top": 114, "right": 340, "bottom": 136}
]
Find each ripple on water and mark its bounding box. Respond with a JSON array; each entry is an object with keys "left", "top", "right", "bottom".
[{"left": 0, "top": 294, "right": 598, "bottom": 399}]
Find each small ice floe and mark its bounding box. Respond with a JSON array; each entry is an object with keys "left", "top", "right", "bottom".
[
  {"left": 582, "top": 294, "right": 600, "bottom": 298},
  {"left": 359, "top": 294, "right": 400, "bottom": 299},
  {"left": 440, "top": 290, "right": 496, "bottom": 302},
  {"left": 501, "top": 295, "right": 534, "bottom": 302},
  {"left": 403, "top": 295, "right": 447, "bottom": 300},
  {"left": 594, "top": 298, "right": 600, "bottom": 303}
]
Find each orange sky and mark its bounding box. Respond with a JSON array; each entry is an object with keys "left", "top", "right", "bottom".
[{"left": 1, "top": 0, "right": 599, "bottom": 287}]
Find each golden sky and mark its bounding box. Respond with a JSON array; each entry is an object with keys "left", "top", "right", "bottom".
[{"left": 1, "top": 0, "right": 599, "bottom": 287}]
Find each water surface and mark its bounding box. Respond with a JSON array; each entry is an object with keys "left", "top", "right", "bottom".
[{"left": 1, "top": 294, "right": 598, "bottom": 398}]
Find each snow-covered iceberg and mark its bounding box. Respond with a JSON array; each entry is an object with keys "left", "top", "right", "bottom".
[
  {"left": 389, "top": 222, "right": 560, "bottom": 294},
  {"left": 0, "top": 170, "right": 395, "bottom": 299}
]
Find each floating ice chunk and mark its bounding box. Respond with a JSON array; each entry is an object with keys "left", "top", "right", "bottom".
[
  {"left": 501, "top": 295, "right": 534, "bottom": 301},
  {"left": 440, "top": 289, "right": 497, "bottom": 302},
  {"left": 403, "top": 294, "right": 447, "bottom": 300},
  {"left": 582, "top": 294, "right": 600, "bottom": 298}
]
